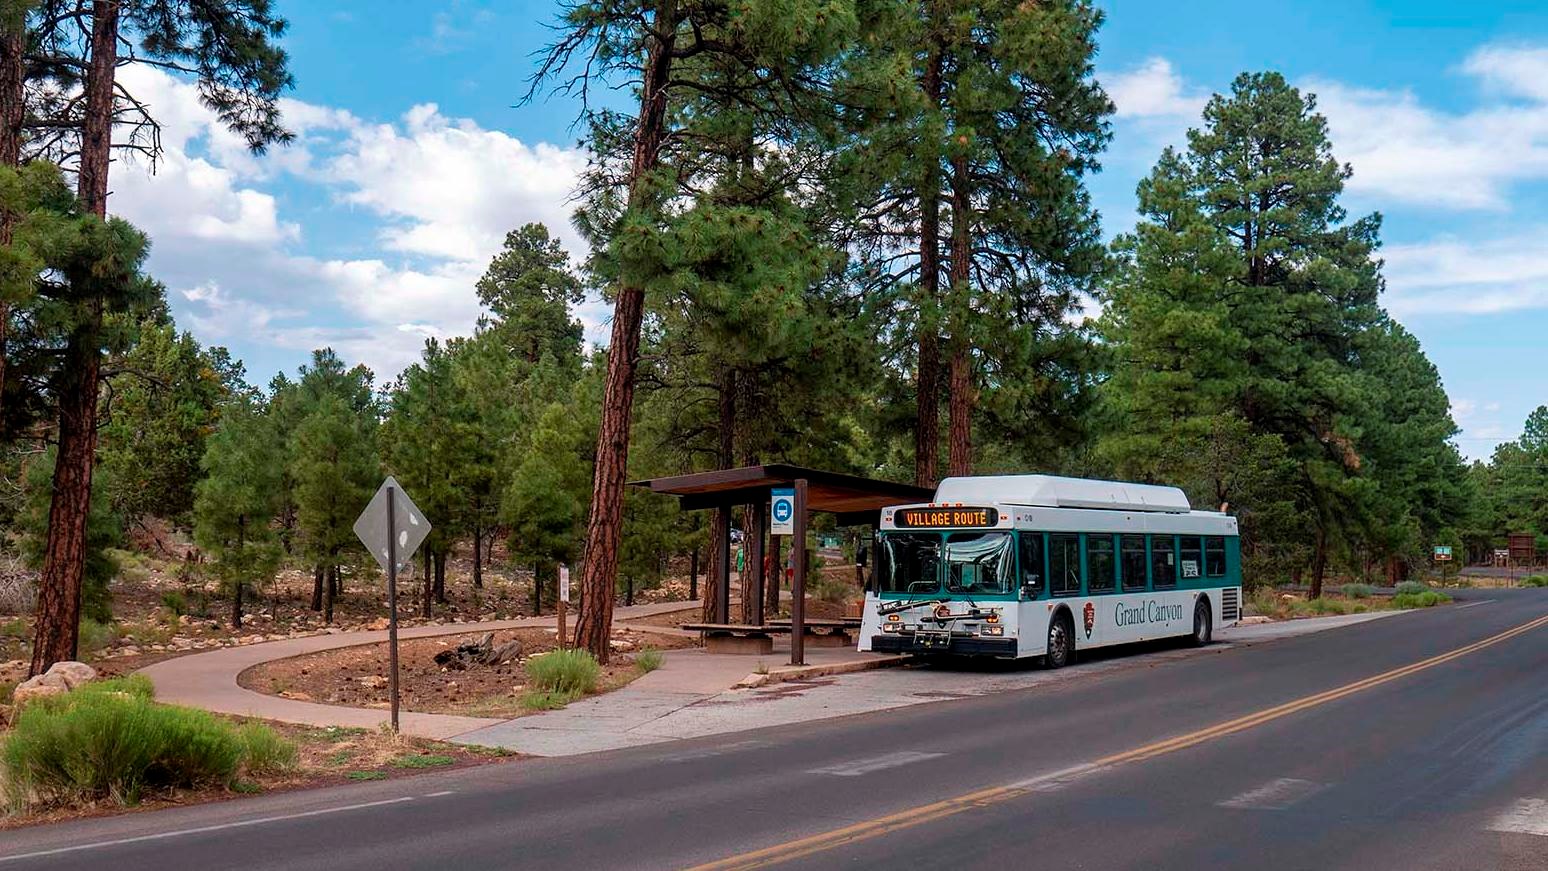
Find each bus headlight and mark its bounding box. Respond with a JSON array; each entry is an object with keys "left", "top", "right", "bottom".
[{"left": 982, "top": 625, "right": 1004, "bottom": 636}]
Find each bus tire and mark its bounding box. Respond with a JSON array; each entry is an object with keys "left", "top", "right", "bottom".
[
  {"left": 1191, "top": 598, "right": 1213, "bottom": 647},
  {"left": 1045, "top": 611, "right": 1074, "bottom": 669}
]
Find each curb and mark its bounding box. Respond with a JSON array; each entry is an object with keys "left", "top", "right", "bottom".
[{"left": 733, "top": 653, "right": 911, "bottom": 689}]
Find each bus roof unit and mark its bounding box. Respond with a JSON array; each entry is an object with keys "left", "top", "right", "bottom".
[{"left": 933, "top": 475, "right": 1191, "bottom": 514}]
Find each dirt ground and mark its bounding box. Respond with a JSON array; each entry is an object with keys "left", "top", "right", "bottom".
[{"left": 238, "top": 625, "right": 698, "bottom": 719}]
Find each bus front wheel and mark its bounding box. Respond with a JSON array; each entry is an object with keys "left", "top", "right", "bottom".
[
  {"left": 1191, "top": 599, "right": 1213, "bottom": 647},
  {"left": 1045, "top": 613, "right": 1073, "bottom": 669}
]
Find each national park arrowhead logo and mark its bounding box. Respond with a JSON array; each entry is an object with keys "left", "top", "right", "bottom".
[{"left": 1082, "top": 601, "right": 1095, "bottom": 639}]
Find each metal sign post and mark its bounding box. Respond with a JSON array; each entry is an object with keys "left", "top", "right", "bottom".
[
  {"left": 353, "top": 476, "right": 431, "bottom": 734},
  {"left": 557, "top": 565, "right": 570, "bottom": 650}
]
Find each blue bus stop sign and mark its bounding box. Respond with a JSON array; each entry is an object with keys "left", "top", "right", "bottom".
[{"left": 771, "top": 487, "right": 796, "bottom": 534}]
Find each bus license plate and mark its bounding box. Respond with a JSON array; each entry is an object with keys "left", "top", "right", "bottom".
[{"left": 913, "top": 631, "right": 950, "bottom": 651}]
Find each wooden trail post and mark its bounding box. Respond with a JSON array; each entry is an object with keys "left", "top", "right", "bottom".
[
  {"left": 790, "top": 478, "right": 808, "bottom": 666},
  {"left": 557, "top": 565, "right": 569, "bottom": 649}
]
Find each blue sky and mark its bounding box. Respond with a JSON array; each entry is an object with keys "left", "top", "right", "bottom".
[{"left": 108, "top": 1, "right": 1548, "bottom": 461}]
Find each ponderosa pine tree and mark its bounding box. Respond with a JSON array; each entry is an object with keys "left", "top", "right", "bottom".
[
  {"left": 290, "top": 394, "right": 376, "bottom": 624},
  {"left": 535, "top": 0, "right": 857, "bottom": 661},
  {"left": 193, "top": 396, "right": 282, "bottom": 628},
  {"left": 1102, "top": 72, "right": 1387, "bottom": 596},
  {"left": 28, "top": 0, "right": 293, "bottom": 674}
]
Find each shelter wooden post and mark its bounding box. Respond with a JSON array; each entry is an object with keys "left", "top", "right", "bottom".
[
  {"left": 766, "top": 531, "right": 782, "bottom": 619},
  {"left": 791, "top": 478, "right": 808, "bottom": 666},
  {"left": 715, "top": 506, "right": 732, "bottom": 624},
  {"left": 747, "top": 498, "right": 767, "bottom": 625}
]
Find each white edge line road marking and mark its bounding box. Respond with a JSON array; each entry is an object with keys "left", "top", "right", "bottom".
[
  {"left": 1007, "top": 763, "right": 1104, "bottom": 793},
  {"left": 1455, "top": 600, "right": 1495, "bottom": 610},
  {"left": 424, "top": 790, "right": 456, "bottom": 798},
  {"left": 0, "top": 796, "right": 418, "bottom": 864},
  {"left": 1488, "top": 798, "right": 1548, "bottom": 836},
  {"left": 1218, "top": 778, "right": 1328, "bottom": 810},
  {"left": 808, "top": 751, "right": 945, "bottom": 777}
]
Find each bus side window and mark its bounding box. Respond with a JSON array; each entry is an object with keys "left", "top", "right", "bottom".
[
  {"left": 1019, "top": 532, "right": 1045, "bottom": 600},
  {"left": 1179, "top": 537, "right": 1203, "bottom": 581},
  {"left": 1087, "top": 534, "right": 1116, "bottom": 593},
  {"left": 1205, "top": 536, "right": 1227, "bottom": 577},
  {"left": 1151, "top": 535, "right": 1176, "bottom": 589},
  {"left": 1049, "top": 533, "right": 1081, "bottom": 596},
  {"left": 1121, "top": 534, "right": 1147, "bottom": 591}
]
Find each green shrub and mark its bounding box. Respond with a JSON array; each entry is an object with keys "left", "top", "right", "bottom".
[
  {"left": 76, "top": 618, "right": 119, "bottom": 656},
  {"left": 1393, "top": 590, "right": 1450, "bottom": 608},
  {"left": 526, "top": 649, "right": 600, "bottom": 697},
  {"left": 346, "top": 770, "right": 386, "bottom": 781},
  {"left": 2, "top": 694, "right": 242, "bottom": 809},
  {"left": 238, "top": 723, "right": 297, "bottom": 775},
  {"left": 1337, "top": 583, "right": 1375, "bottom": 599},
  {"left": 635, "top": 648, "right": 663, "bottom": 674},
  {"left": 159, "top": 590, "right": 187, "bottom": 616},
  {"left": 519, "top": 690, "right": 575, "bottom": 711},
  {"left": 390, "top": 753, "right": 454, "bottom": 769},
  {"left": 1522, "top": 575, "right": 1548, "bottom": 588},
  {"left": 0, "top": 617, "right": 27, "bottom": 639},
  {"left": 77, "top": 674, "right": 154, "bottom": 700},
  {"left": 1394, "top": 580, "right": 1429, "bottom": 596}
]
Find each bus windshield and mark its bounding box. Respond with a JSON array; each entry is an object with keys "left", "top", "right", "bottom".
[
  {"left": 877, "top": 533, "right": 941, "bottom": 595},
  {"left": 944, "top": 532, "right": 1014, "bottom": 595},
  {"left": 877, "top": 531, "right": 1015, "bottom": 596}
]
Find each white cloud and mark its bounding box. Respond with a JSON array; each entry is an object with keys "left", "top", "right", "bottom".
[
  {"left": 326, "top": 103, "right": 585, "bottom": 262},
  {"left": 1106, "top": 58, "right": 1208, "bottom": 120},
  {"left": 107, "top": 67, "right": 591, "bottom": 383},
  {"left": 1383, "top": 232, "right": 1548, "bottom": 315},
  {"left": 1461, "top": 44, "right": 1548, "bottom": 102}
]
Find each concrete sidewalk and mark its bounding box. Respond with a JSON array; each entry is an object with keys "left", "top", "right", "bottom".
[
  {"left": 137, "top": 600, "right": 703, "bottom": 739},
  {"left": 450, "top": 610, "right": 1400, "bottom": 755}
]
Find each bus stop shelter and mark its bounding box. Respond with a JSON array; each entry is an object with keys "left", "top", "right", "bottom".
[{"left": 632, "top": 465, "right": 933, "bottom": 664}]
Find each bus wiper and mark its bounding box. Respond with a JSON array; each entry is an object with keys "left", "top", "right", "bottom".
[{"left": 877, "top": 597, "right": 946, "bottom": 616}]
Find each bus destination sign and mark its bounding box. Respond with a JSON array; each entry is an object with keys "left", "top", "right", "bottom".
[{"left": 894, "top": 506, "right": 999, "bottom": 529}]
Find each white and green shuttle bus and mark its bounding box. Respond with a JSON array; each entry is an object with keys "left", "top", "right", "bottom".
[{"left": 860, "top": 475, "right": 1242, "bottom": 666}]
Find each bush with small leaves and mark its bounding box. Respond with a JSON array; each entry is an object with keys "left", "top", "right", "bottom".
[
  {"left": 526, "top": 649, "right": 600, "bottom": 697},
  {"left": 1393, "top": 580, "right": 1429, "bottom": 596}
]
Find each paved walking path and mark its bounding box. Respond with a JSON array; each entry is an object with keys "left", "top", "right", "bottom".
[{"left": 137, "top": 600, "right": 704, "bottom": 739}]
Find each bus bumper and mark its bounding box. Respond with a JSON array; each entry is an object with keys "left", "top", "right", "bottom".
[{"left": 869, "top": 634, "right": 1017, "bottom": 657}]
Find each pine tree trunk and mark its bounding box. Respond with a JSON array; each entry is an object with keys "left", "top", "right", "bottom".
[
  {"left": 1310, "top": 523, "right": 1328, "bottom": 599},
  {"left": 625, "top": 576, "right": 634, "bottom": 607},
  {"left": 29, "top": 0, "right": 121, "bottom": 678},
  {"left": 472, "top": 530, "right": 483, "bottom": 589},
  {"left": 311, "top": 565, "right": 323, "bottom": 611},
  {"left": 688, "top": 547, "right": 699, "bottom": 601},
  {"left": 434, "top": 551, "right": 447, "bottom": 603},
  {"left": 766, "top": 534, "right": 782, "bottom": 618},
  {"left": 421, "top": 548, "right": 433, "bottom": 618},
  {"left": 946, "top": 152, "right": 973, "bottom": 477},
  {"left": 323, "top": 564, "right": 335, "bottom": 624},
  {"left": 231, "top": 515, "right": 246, "bottom": 630},
  {"left": 574, "top": 0, "right": 678, "bottom": 666},
  {"left": 700, "top": 370, "right": 736, "bottom": 623},
  {"left": 914, "top": 43, "right": 944, "bottom": 490},
  {"left": 531, "top": 562, "right": 542, "bottom": 615},
  {"left": 0, "top": 12, "right": 25, "bottom": 420}
]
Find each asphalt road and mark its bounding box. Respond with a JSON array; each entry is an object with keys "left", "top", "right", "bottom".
[{"left": 3, "top": 588, "right": 1545, "bottom": 870}]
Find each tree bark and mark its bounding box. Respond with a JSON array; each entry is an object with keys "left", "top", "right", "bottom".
[
  {"left": 323, "top": 563, "right": 335, "bottom": 624},
  {"left": 471, "top": 529, "right": 483, "bottom": 589},
  {"left": 433, "top": 550, "right": 447, "bottom": 604},
  {"left": 310, "top": 564, "right": 323, "bottom": 611},
  {"left": 29, "top": 0, "right": 121, "bottom": 677},
  {"left": 1310, "top": 523, "right": 1328, "bottom": 599},
  {"left": 688, "top": 547, "right": 699, "bottom": 601},
  {"left": 624, "top": 575, "right": 634, "bottom": 607},
  {"left": 946, "top": 151, "right": 973, "bottom": 477},
  {"left": 421, "top": 547, "right": 432, "bottom": 618},
  {"left": 231, "top": 515, "right": 246, "bottom": 630},
  {"left": 573, "top": 0, "right": 679, "bottom": 665},
  {"left": 914, "top": 45, "right": 944, "bottom": 490},
  {"left": 0, "top": 8, "right": 25, "bottom": 421},
  {"left": 701, "top": 368, "right": 736, "bottom": 623},
  {"left": 765, "top": 533, "right": 782, "bottom": 618}
]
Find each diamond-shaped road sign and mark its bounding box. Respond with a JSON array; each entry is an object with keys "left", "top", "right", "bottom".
[{"left": 353, "top": 476, "right": 431, "bottom": 574}]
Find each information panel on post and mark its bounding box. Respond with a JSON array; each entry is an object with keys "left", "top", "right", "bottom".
[{"left": 771, "top": 488, "right": 796, "bottom": 535}]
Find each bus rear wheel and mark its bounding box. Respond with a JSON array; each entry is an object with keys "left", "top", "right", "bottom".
[
  {"left": 1045, "top": 614, "right": 1073, "bottom": 669},
  {"left": 1190, "top": 599, "right": 1213, "bottom": 647}
]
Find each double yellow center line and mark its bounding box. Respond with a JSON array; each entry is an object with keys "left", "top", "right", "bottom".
[{"left": 690, "top": 611, "right": 1548, "bottom": 871}]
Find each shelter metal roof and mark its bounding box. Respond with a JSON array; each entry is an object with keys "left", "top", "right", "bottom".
[{"left": 632, "top": 464, "right": 933, "bottom": 520}]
